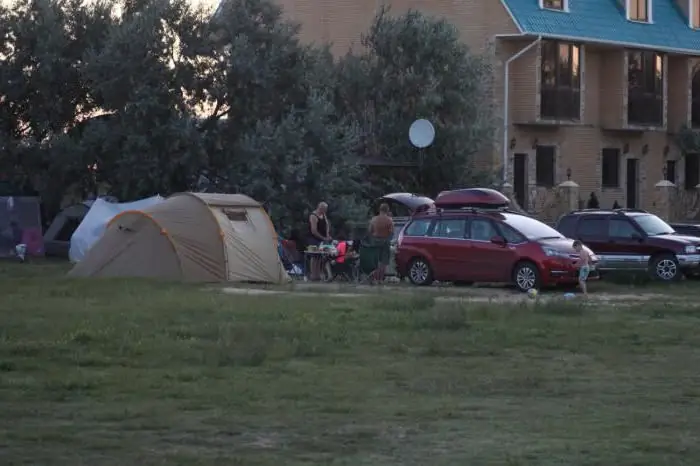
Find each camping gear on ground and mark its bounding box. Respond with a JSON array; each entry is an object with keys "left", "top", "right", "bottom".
[
  {"left": 358, "top": 238, "right": 382, "bottom": 278},
  {"left": 69, "top": 193, "right": 289, "bottom": 284},
  {"left": 279, "top": 239, "right": 304, "bottom": 278},
  {"left": 69, "top": 195, "right": 164, "bottom": 263},
  {"left": 44, "top": 201, "right": 93, "bottom": 257},
  {"left": 303, "top": 248, "right": 335, "bottom": 281},
  {"left": 14, "top": 244, "right": 27, "bottom": 262},
  {"left": 0, "top": 196, "right": 44, "bottom": 258}
]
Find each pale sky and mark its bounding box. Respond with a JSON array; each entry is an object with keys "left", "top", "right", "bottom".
[{"left": 0, "top": 0, "right": 219, "bottom": 11}]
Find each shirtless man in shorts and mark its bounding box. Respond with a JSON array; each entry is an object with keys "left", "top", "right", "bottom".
[{"left": 368, "top": 203, "right": 394, "bottom": 284}]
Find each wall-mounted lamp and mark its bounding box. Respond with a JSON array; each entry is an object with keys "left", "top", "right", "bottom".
[
  {"left": 642, "top": 144, "right": 649, "bottom": 155},
  {"left": 623, "top": 143, "right": 630, "bottom": 154},
  {"left": 509, "top": 138, "right": 516, "bottom": 150},
  {"left": 532, "top": 138, "right": 539, "bottom": 149},
  {"left": 566, "top": 168, "right": 572, "bottom": 181},
  {"left": 663, "top": 145, "right": 670, "bottom": 157}
]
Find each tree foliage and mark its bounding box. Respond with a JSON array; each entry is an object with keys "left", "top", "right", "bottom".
[
  {"left": 334, "top": 7, "right": 496, "bottom": 196},
  {"left": 0, "top": 0, "right": 496, "bottom": 230}
]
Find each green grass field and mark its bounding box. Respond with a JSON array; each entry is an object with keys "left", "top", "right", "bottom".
[{"left": 1, "top": 261, "right": 700, "bottom": 465}]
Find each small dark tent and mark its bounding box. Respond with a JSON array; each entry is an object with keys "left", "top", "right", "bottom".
[
  {"left": 43, "top": 201, "right": 93, "bottom": 257},
  {"left": 0, "top": 196, "right": 44, "bottom": 258}
]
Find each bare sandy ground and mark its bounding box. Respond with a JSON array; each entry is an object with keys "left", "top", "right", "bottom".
[{"left": 218, "top": 283, "right": 672, "bottom": 305}]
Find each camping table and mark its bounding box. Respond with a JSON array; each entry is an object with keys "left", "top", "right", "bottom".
[{"left": 303, "top": 250, "right": 336, "bottom": 281}]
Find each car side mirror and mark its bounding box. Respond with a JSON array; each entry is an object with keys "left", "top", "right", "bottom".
[
  {"left": 631, "top": 232, "right": 643, "bottom": 241},
  {"left": 490, "top": 235, "right": 507, "bottom": 246}
]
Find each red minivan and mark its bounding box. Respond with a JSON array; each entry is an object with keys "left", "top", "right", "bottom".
[{"left": 394, "top": 189, "right": 598, "bottom": 291}]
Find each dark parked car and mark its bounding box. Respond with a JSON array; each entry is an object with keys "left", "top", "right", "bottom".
[
  {"left": 670, "top": 223, "right": 700, "bottom": 238},
  {"left": 395, "top": 188, "right": 598, "bottom": 292},
  {"left": 556, "top": 209, "right": 700, "bottom": 281}
]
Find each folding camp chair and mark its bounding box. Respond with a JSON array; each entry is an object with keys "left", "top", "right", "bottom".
[
  {"left": 278, "top": 240, "right": 305, "bottom": 279},
  {"left": 328, "top": 255, "right": 360, "bottom": 282}
]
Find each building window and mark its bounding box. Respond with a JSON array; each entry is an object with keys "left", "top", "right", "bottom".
[
  {"left": 665, "top": 160, "right": 676, "bottom": 184},
  {"left": 627, "top": 0, "right": 650, "bottom": 22},
  {"left": 692, "top": 68, "right": 700, "bottom": 128},
  {"left": 601, "top": 148, "right": 621, "bottom": 188},
  {"left": 691, "top": 0, "right": 700, "bottom": 28},
  {"left": 685, "top": 153, "right": 700, "bottom": 190},
  {"left": 627, "top": 50, "right": 663, "bottom": 126},
  {"left": 541, "top": 0, "right": 566, "bottom": 10},
  {"left": 535, "top": 145, "right": 556, "bottom": 187},
  {"left": 540, "top": 41, "right": 581, "bottom": 120}
]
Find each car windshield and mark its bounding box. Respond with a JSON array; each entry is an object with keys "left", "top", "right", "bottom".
[
  {"left": 502, "top": 213, "right": 564, "bottom": 240},
  {"left": 633, "top": 214, "right": 675, "bottom": 236}
]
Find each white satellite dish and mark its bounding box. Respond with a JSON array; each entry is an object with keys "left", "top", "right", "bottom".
[{"left": 409, "top": 119, "right": 435, "bottom": 149}]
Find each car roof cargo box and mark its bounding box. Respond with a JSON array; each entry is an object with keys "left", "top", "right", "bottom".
[{"left": 434, "top": 188, "right": 510, "bottom": 210}]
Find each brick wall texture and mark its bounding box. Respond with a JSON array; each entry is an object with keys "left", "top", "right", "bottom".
[{"left": 275, "top": 0, "right": 700, "bottom": 219}]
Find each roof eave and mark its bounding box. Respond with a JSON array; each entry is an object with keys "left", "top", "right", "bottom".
[
  {"left": 498, "top": 0, "right": 525, "bottom": 34},
  {"left": 495, "top": 32, "right": 700, "bottom": 56}
]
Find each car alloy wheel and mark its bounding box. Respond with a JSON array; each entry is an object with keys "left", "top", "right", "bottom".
[
  {"left": 654, "top": 257, "right": 678, "bottom": 281},
  {"left": 514, "top": 262, "right": 539, "bottom": 292},
  {"left": 408, "top": 258, "right": 432, "bottom": 286}
]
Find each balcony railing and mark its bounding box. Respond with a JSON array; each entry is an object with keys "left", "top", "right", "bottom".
[
  {"left": 627, "top": 90, "right": 663, "bottom": 126},
  {"left": 540, "top": 87, "right": 581, "bottom": 121}
]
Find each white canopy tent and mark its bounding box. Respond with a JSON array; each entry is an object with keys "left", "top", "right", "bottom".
[{"left": 69, "top": 195, "right": 164, "bottom": 263}]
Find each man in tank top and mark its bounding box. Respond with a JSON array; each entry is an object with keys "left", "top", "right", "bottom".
[{"left": 307, "top": 202, "right": 331, "bottom": 280}]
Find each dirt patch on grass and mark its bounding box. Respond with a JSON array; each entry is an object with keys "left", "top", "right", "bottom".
[{"left": 220, "top": 286, "right": 673, "bottom": 305}]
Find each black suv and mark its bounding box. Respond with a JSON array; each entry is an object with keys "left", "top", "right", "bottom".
[
  {"left": 670, "top": 223, "right": 700, "bottom": 238},
  {"left": 556, "top": 209, "right": 700, "bottom": 281}
]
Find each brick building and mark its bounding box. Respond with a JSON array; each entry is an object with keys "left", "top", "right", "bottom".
[{"left": 275, "top": 0, "right": 700, "bottom": 218}]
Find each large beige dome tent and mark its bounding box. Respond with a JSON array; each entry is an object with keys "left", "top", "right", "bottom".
[{"left": 69, "top": 193, "right": 289, "bottom": 284}]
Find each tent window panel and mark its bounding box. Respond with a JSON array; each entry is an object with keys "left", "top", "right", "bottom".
[{"left": 222, "top": 209, "right": 248, "bottom": 222}]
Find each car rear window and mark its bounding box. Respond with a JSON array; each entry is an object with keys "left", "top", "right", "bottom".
[
  {"left": 469, "top": 218, "right": 500, "bottom": 241},
  {"left": 608, "top": 218, "right": 639, "bottom": 238},
  {"left": 431, "top": 219, "right": 466, "bottom": 239},
  {"left": 392, "top": 220, "right": 408, "bottom": 241},
  {"left": 577, "top": 217, "right": 607, "bottom": 237},
  {"left": 501, "top": 213, "right": 563, "bottom": 240},
  {"left": 404, "top": 219, "right": 432, "bottom": 237},
  {"left": 556, "top": 215, "right": 578, "bottom": 237}
]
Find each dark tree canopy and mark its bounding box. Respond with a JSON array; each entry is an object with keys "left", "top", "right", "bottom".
[
  {"left": 0, "top": 0, "right": 496, "bottom": 230},
  {"left": 334, "top": 7, "right": 496, "bottom": 196}
]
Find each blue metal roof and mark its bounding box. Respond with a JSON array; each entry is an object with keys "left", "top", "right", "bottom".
[{"left": 502, "top": 0, "right": 700, "bottom": 53}]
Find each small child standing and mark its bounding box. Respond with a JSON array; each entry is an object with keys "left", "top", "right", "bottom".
[{"left": 572, "top": 240, "right": 590, "bottom": 296}]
